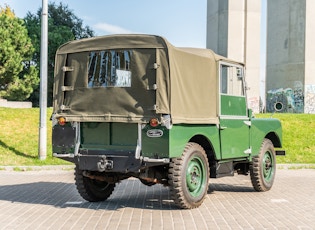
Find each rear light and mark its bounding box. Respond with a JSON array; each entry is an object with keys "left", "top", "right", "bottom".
[
  {"left": 149, "top": 118, "right": 159, "bottom": 127},
  {"left": 58, "top": 117, "right": 66, "bottom": 126}
]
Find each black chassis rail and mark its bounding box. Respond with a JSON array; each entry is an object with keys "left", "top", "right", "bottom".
[{"left": 55, "top": 149, "right": 169, "bottom": 173}]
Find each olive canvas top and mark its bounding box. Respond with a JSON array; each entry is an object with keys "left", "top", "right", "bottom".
[{"left": 53, "top": 34, "right": 241, "bottom": 124}]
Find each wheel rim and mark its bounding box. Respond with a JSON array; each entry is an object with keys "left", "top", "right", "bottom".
[
  {"left": 263, "top": 150, "right": 274, "bottom": 182},
  {"left": 186, "top": 156, "right": 206, "bottom": 197}
]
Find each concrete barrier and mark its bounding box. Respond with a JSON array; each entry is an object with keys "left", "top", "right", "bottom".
[{"left": 0, "top": 99, "right": 32, "bottom": 108}]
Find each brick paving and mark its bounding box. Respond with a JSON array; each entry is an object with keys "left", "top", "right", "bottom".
[{"left": 0, "top": 168, "right": 314, "bottom": 230}]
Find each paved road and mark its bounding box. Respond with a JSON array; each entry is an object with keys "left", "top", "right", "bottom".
[{"left": 0, "top": 168, "right": 314, "bottom": 230}]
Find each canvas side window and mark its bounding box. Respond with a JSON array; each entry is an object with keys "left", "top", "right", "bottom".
[
  {"left": 220, "top": 64, "right": 244, "bottom": 96},
  {"left": 88, "top": 50, "right": 132, "bottom": 87}
]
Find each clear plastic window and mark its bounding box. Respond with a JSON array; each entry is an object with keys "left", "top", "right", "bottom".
[
  {"left": 88, "top": 50, "right": 132, "bottom": 87},
  {"left": 220, "top": 64, "right": 244, "bottom": 96}
]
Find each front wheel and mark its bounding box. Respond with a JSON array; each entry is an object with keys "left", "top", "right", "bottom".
[
  {"left": 168, "top": 142, "right": 210, "bottom": 209},
  {"left": 74, "top": 166, "right": 116, "bottom": 202},
  {"left": 250, "top": 138, "right": 276, "bottom": 192}
]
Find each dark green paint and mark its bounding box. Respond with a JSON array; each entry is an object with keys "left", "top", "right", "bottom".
[
  {"left": 53, "top": 116, "right": 283, "bottom": 164},
  {"left": 219, "top": 118, "right": 250, "bottom": 159},
  {"left": 262, "top": 150, "right": 275, "bottom": 182},
  {"left": 142, "top": 125, "right": 169, "bottom": 158},
  {"left": 169, "top": 125, "right": 221, "bottom": 159},
  {"left": 221, "top": 95, "right": 247, "bottom": 116},
  {"left": 186, "top": 156, "right": 207, "bottom": 197},
  {"left": 80, "top": 122, "right": 137, "bottom": 151},
  {"left": 250, "top": 118, "right": 282, "bottom": 156}
]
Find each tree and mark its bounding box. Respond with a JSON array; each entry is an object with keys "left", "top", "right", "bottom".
[
  {"left": 0, "top": 6, "right": 39, "bottom": 101},
  {"left": 24, "top": 2, "right": 94, "bottom": 106}
]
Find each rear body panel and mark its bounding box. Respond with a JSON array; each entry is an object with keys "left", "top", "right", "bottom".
[{"left": 80, "top": 122, "right": 137, "bottom": 151}]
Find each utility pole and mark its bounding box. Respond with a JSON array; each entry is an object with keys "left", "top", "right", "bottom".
[{"left": 38, "top": 0, "right": 48, "bottom": 160}]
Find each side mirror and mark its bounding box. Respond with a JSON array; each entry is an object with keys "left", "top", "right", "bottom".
[{"left": 248, "top": 109, "right": 253, "bottom": 118}]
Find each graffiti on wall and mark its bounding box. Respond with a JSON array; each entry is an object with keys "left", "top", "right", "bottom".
[
  {"left": 267, "top": 82, "right": 315, "bottom": 113},
  {"left": 266, "top": 81, "right": 304, "bottom": 113},
  {"left": 266, "top": 88, "right": 292, "bottom": 112},
  {"left": 293, "top": 81, "right": 304, "bottom": 112},
  {"left": 304, "top": 85, "right": 315, "bottom": 114}
]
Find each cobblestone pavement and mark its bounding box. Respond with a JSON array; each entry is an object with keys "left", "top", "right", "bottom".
[{"left": 0, "top": 168, "right": 314, "bottom": 230}]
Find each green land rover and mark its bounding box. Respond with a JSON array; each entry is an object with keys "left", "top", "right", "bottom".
[{"left": 52, "top": 34, "right": 285, "bottom": 209}]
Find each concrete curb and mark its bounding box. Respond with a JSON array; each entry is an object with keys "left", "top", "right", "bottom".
[
  {"left": 0, "top": 164, "right": 314, "bottom": 172},
  {"left": 276, "top": 163, "right": 315, "bottom": 170},
  {"left": 0, "top": 165, "right": 75, "bottom": 171}
]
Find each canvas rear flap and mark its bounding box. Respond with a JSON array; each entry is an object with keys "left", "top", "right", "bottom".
[
  {"left": 54, "top": 48, "right": 162, "bottom": 122},
  {"left": 53, "top": 34, "right": 228, "bottom": 124}
]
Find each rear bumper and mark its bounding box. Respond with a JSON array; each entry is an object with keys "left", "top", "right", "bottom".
[
  {"left": 54, "top": 149, "right": 169, "bottom": 173},
  {"left": 54, "top": 150, "right": 141, "bottom": 172},
  {"left": 76, "top": 152, "right": 142, "bottom": 173}
]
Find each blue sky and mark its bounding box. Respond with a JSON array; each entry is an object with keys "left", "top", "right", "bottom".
[
  {"left": 1, "top": 0, "right": 266, "bottom": 58},
  {"left": 0, "top": 0, "right": 208, "bottom": 48},
  {"left": 1, "top": 0, "right": 267, "bottom": 97}
]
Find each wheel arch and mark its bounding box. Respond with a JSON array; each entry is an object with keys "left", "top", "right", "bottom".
[
  {"left": 189, "top": 135, "right": 217, "bottom": 160},
  {"left": 265, "top": 132, "right": 282, "bottom": 148},
  {"left": 189, "top": 135, "right": 218, "bottom": 177}
]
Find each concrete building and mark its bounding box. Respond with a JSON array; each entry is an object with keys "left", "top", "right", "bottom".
[
  {"left": 266, "top": 0, "right": 315, "bottom": 113},
  {"left": 207, "top": 0, "right": 261, "bottom": 112}
]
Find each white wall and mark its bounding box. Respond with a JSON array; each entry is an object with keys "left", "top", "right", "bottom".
[{"left": 207, "top": 0, "right": 261, "bottom": 112}]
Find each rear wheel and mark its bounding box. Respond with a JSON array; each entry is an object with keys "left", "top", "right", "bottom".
[
  {"left": 250, "top": 138, "right": 276, "bottom": 192},
  {"left": 74, "top": 165, "right": 115, "bottom": 202},
  {"left": 168, "top": 142, "right": 209, "bottom": 209}
]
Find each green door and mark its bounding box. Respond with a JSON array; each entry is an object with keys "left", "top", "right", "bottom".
[{"left": 219, "top": 62, "right": 250, "bottom": 159}]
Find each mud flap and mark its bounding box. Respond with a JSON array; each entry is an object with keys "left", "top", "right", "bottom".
[{"left": 52, "top": 126, "right": 76, "bottom": 151}]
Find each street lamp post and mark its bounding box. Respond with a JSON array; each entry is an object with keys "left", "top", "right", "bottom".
[{"left": 38, "top": 0, "right": 48, "bottom": 160}]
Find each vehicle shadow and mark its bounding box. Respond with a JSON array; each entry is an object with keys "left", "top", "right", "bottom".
[
  {"left": 208, "top": 182, "right": 255, "bottom": 193},
  {"left": 0, "top": 180, "right": 176, "bottom": 211},
  {"left": 0, "top": 177, "right": 255, "bottom": 211}
]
